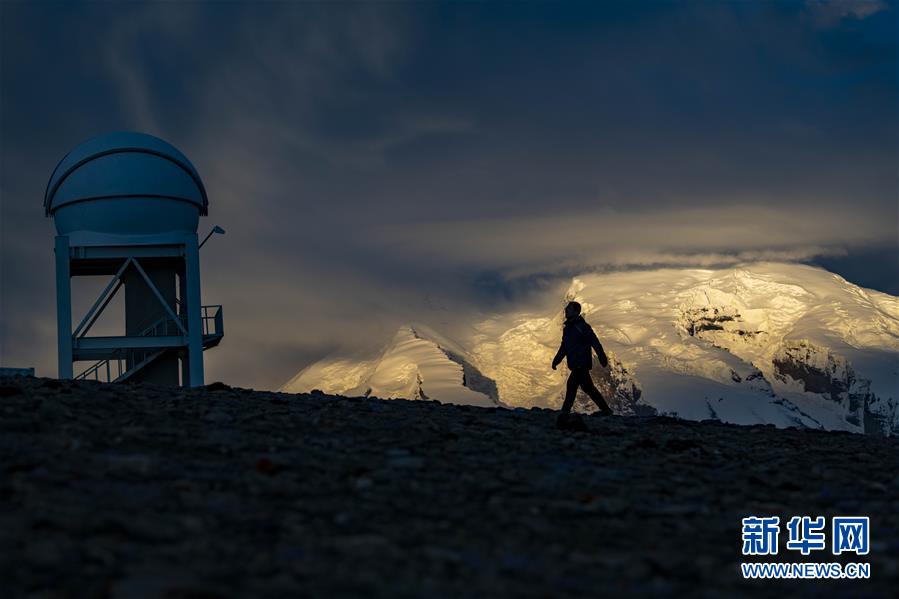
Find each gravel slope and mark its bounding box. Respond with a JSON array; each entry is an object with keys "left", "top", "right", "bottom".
[{"left": 1, "top": 376, "right": 897, "bottom": 597}]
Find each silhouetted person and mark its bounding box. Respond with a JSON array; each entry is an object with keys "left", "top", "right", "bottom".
[{"left": 552, "top": 301, "right": 612, "bottom": 428}]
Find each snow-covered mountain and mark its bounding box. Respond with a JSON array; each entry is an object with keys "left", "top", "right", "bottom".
[
  {"left": 281, "top": 325, "right": 501, "bottom": 408},
  {"left": 281, "top": 263, "right": 899, "bottom": 435}
]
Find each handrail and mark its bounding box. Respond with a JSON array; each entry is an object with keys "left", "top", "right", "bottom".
[
  {"left": 137, "top": 312, "right": 187, "bottom": 337},
  {"left": 75, "top": 352, "right": 126, "bottom": 382},
  {"left": 201, "top": 305, "right": 223, "bottom": 337},
  {"left": 74, "top": 348, "right": 158, "bottom": 383},
  {"left": 136, "top": 304, "right": 222, "bottom": 338}
]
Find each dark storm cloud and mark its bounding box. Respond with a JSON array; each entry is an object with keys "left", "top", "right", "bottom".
[{"left": 1, "top": 1, "right": 895, "bottom": 388}]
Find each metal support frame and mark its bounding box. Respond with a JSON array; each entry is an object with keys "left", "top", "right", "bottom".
[
  {"left": 75, "top": 335, "right": 186, "bottom": 351},
  {"left": 179, "top": 270, "right": 189, "bottom": 384},
  {"left": 58, "top": 233, "right": 218, "bottom": 386},
  {"left": 130, "top": 258, "right": 188, "bottom": 336},
  {"left": 184, "top": 234, "right": 204, "bottom": 387},
  {"left": 55, "top": 236, "right": 73, "bottom": 378},
  {"left": 73, "top": 258, "right": 131, "bottom": 338}
]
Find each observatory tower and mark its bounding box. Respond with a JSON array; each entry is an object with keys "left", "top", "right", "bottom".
[{"left": 45, "top": 132, "right": 224, "bottom": 387}]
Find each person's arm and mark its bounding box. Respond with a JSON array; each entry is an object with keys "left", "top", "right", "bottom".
[
  {"left": 551, "top": 341, "right": 565, "bottom": 370},
  {"left": 590, "top": 327, "right": 609, "bottom": 368}
]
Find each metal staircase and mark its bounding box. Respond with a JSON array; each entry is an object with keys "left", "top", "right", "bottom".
[{"left": 75, "top": 305, "right": 223, "bottom": 383}]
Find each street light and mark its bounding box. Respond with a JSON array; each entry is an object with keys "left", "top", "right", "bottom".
[{"left": 199, "top": 225, "right": 225, "bottom": 249}]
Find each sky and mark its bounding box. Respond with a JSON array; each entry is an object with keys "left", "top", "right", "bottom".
[{"left": 1, "top": 0, "right": 896, "bottom": 389}]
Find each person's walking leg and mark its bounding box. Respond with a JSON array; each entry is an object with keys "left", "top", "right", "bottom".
[
  {"left": 580, "top": 371, "right": 613, "bottom": 415},
  {"left": 556, "top": 370, "right": 586, "bottom": 429},
  {"left": 560, "top": 370, "right": 579, "bottom": 417}
]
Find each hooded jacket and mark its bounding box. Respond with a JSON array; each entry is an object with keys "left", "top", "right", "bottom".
[{"left": 552, "top": 315, "right": 609, "bottom": 370}]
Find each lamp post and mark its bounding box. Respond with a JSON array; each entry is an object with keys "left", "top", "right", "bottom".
[{"left": 199, "top": 225, "right": 226, "bottom": 249}]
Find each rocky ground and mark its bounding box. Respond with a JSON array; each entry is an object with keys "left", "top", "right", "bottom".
[{"left": 1, "top": 376, "right": 897, "bottom": 598}]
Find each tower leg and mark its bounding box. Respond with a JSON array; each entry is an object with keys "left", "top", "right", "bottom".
[
  {"left": 179, "top": 271, "right": 189, "bottom": 386},
  {"left": 55, "top": 236, "right": 73, "bottom": 379},
  {"left": 184, "top": 235, "right": 204, "bottom": 387}
]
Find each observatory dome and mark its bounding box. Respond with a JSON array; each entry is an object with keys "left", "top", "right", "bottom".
[{"left": 44, "top": 132, "right": 208, "bottom": 237}]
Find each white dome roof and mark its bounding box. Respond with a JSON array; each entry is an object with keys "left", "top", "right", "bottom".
[{"left": 44, "top": 131, "right": 208, "bottom": 217}]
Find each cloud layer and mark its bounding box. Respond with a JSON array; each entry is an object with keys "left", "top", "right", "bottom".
[{"left": 1, "top": 1, "right": 895, "bottom": 388}]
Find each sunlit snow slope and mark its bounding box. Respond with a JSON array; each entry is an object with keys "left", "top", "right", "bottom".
[
  {"left": 281, "top": 326, "right": 500, "bottom": 408},
  {"left": 282, "top": 263, "right": 899, "bottom": 435}
]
